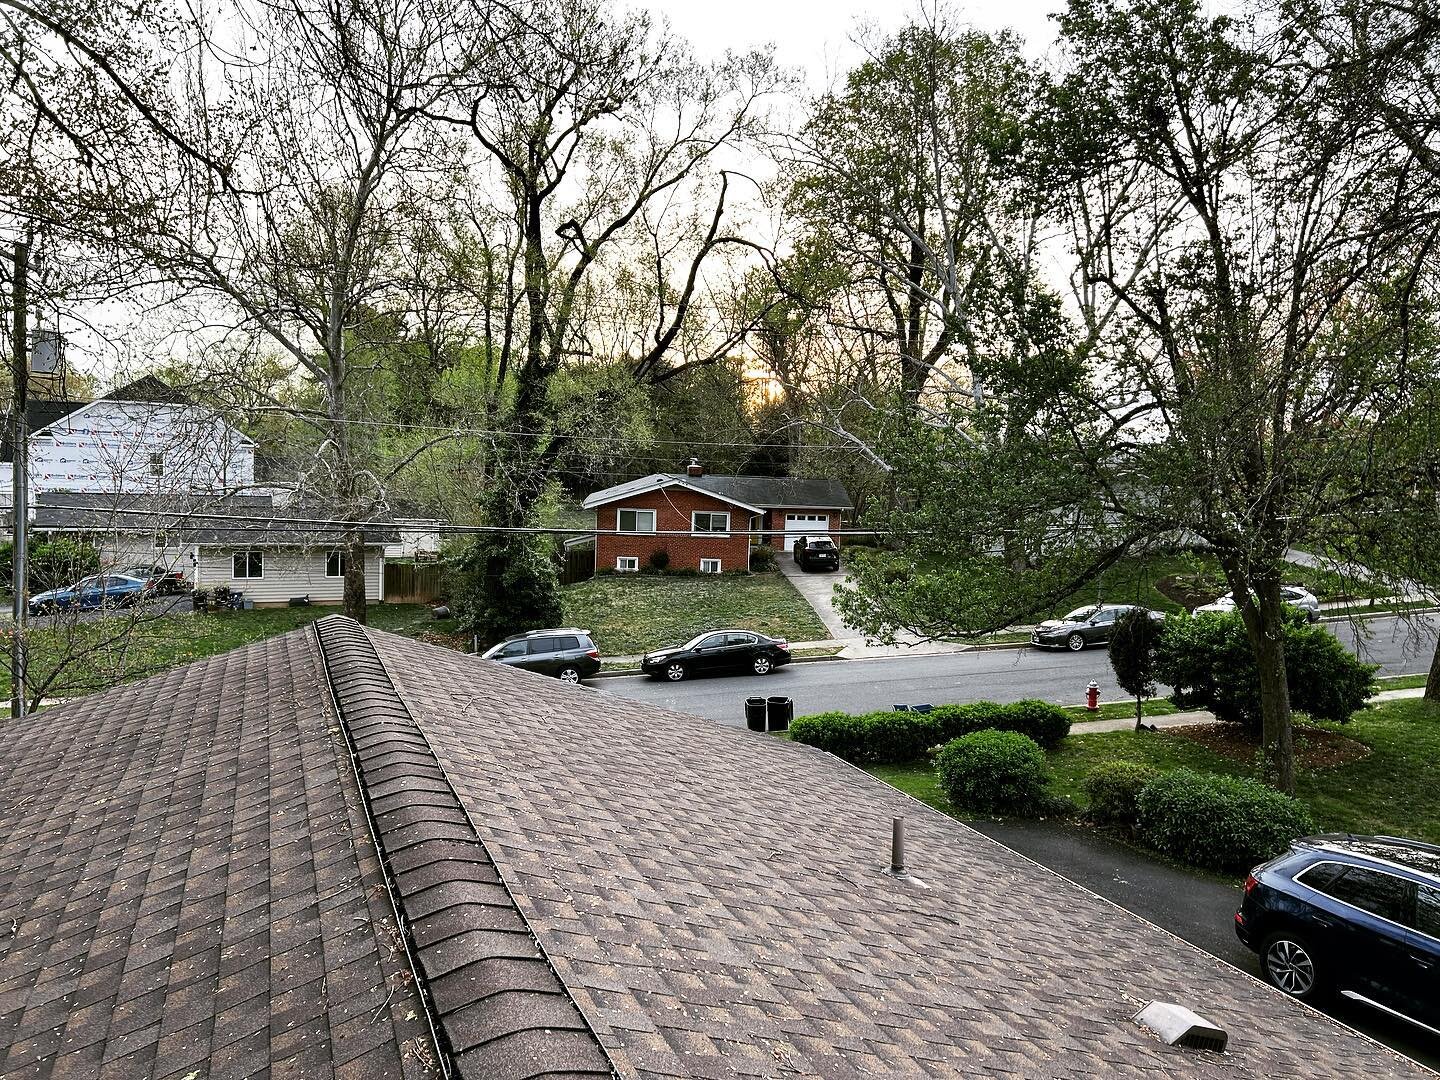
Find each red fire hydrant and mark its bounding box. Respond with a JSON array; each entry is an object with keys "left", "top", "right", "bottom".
[{"left": 1086, "top": 681, "right": 1100, "bottom": 712}]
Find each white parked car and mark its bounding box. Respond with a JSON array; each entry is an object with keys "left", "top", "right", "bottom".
[{"left": 1193, "top": 585, "right": 1321, "bottom": 623}]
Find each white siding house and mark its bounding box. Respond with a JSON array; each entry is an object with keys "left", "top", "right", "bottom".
[
  {"left": 0, "top": 376, "right": 254, "bottom": 509},
  {"left": 31, "top": 492, "right": 397, "bottom": 607},
  {"left": 196, "top": 547, "right": 383, "bottom": 604}
]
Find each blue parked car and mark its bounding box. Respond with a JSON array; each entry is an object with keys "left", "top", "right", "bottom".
[
  {"left": 28, "top": 574, "right": 149, "bottom": 615},
  {"left": 1236, "top": 834, "right": 1439, "bottom": 1035}
]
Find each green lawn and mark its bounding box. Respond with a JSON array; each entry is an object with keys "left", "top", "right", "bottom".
[
  {"left": 561, "top": 571, "right": 828, "bottom": 655},
  {"left": 866, "top": 698, "right": 1440, "bottom": 844},
  {"left": 5, "top": 603, "right": 447, "bottom": 701}
]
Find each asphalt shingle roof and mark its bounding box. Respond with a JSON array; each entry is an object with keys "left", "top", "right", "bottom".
[
  {"left": 583, "top": 474, "right": 852, "bottom": 512},
  {"left": 0, "top": 617, "right": 1431, "bottom": 1078},
  {"left": 31, "top": 492, "right": 402, "bottom": 547}
]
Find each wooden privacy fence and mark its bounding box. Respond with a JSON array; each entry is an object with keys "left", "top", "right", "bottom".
[
  {"left": 560, "top": 541, "right": 595, "bottom": 585},
  {"left": 385, "top": 561, "right": 443, "bottom": 604}
]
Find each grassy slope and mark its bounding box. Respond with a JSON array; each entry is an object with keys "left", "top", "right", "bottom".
[
  {"left": 560, "top": 571, "right": 828, "bottom": 655},
  {"left": 5, "top": 603, "right": 444, "bottom": 699},
  {"left": 1052, "top": 550, "right": 1378, "bottom": 615},
  {"left": 868, "top": 698, "right": 1440, "bottom": 844}
]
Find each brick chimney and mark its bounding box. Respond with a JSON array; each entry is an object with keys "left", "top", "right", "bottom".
[{"left": 686, "top": 457, "right": 704, "bottom": 477}]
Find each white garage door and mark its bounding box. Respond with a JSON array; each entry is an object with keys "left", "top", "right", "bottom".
[{"left": 783, "top": 513, "right": 829, "bottom": 551}]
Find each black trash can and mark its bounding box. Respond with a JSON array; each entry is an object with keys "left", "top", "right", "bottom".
[
  {"left": 745, "top": 697, "right": 767, "bottom": 732},
  {"left": 766, "top": 696, "right": 793, "bottom": 733}
]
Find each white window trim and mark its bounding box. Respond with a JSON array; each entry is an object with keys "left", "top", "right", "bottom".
[
  {"left": 616, "top": 556, "right": 640, "bottom": 572},
  {"left": 232, "top": 550, "right": 264, "bottom": 579},
  {"left": 700, "top": 558, "right": 722, "bottom": 574},
  {"left": 148, "top": 451, "right": 165, "bottom": 478},
  {"left": 326, "top": 549, "right": 346, "bottom": 578},
  {"left": 615, "top": 508, "right": 657, "bottom": 535},
  {"left": 691, "top": 511, "right": 731, "bottom": 537}
]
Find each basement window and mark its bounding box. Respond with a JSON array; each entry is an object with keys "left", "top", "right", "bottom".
[
  {"left": 616, "top": 556, "right": 639, "bottom": 572},
  {"left": 700, "top": 558, "right": 722, "bottom": 574}
]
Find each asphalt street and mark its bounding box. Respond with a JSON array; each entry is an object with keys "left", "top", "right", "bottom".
[
  {"left": 973, "top": 819, "right": 1440, "bottom": 1069},
  {"left": 599, "top": 612, "right": 1438, "bottom": 724}
]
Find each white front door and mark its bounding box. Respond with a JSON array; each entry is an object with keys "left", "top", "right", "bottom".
[{"left": 783, "top": 513, "right": 829, "bottom": 551}]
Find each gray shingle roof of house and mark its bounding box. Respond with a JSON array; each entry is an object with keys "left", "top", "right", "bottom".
[
  {"left": 0, "top": 618, "right": 1429, "bottom": 1078},
  {"left": 583, "top": 473, "right": 852, "bottom": 512},
  {"left": 31, "top": 491, "right": 402, "bottom": 547}
]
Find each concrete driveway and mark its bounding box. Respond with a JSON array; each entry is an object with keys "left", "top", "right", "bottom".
[{"left": 777, "top": 557, "right": 971, "bottom": 659}]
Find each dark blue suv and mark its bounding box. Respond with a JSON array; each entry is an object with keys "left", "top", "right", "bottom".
[{"left": 1236, "top": 834, "right": 1439, "bottom": 1036}]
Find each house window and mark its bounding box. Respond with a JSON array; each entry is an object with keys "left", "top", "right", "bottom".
[
  {"left": 691, "top": 511, "right": 730, "bottom": 536},
  {"left": 326, "top": 550, "right": 348, "bottom": 578},
  {"left": 616, "top": 556, "right": 639, "bottom": 572},
  {"left": 148, "top": 452, "right": 164, "bottom": 478},
  {"left": 616, "top": 509, "right": 656, "bottom": 534},
  {"left": 232, "top": 550, "right": 263, "bottom": 579},
  {"left": 153, "top": 531, "right": 170, "bottom": 551},
  {"left": 700, "top": 558, "right": 722, "bottom": 574}
]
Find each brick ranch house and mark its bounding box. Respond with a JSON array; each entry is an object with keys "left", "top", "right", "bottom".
[{"left": 580, "top": 460, "right": 853, "bottom": 573}]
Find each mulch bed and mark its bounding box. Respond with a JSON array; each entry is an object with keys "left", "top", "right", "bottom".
[{"left": 1163, "top": 722, "right": 1371, "bottom": 769}]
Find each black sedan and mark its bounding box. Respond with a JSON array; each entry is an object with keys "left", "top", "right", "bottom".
[
  {"left": 641, "top": 630, "right": 791, "bottom": 682},
  {"left": 1030, "top": 603, "right": 1161, "bottom": 651}
]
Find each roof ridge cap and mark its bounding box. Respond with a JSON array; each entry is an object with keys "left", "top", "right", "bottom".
[{"left": 313, "top": 616, "right": 616, "bottom": 1079}]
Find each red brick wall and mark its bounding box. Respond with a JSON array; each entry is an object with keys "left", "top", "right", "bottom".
[{"left": 595, "top": 488, "right": 756, "bottom": 572}]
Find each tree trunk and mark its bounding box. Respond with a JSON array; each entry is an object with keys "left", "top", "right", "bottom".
[
  {"left": 1251, "top": 592, "right": 1296, "bottom": 795},
  {"left": 344, "top": 529, "right": 367, "bottom": 624},
  {"left": 1135, "top": 694, "right": 1144, "bottom": 732},
  {"left": 1425, "top": 639, "right": 1440, "bottom": 703}
]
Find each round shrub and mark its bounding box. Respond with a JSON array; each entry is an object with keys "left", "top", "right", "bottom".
[
  {"left": 1000, "top": 700, "right": 1072, "bottom": 749},
  {"left": 931, "top": 701, "right": 1008, "bottom": 742},
  {"left": 648, "top": 548, "right": 671, "bottom": 571},
  {"left": 935, "top": 730, "right": 1049, "bottom": 815},
  {"left": 790, "top": 711, "right": 869, "bottom": 761},
  {"left": 1082, "top": 761, "right": 1158, "bottom": 826},
  {"left": 1136, "top": 768, "right": 1316, "bottom": 873},
  {"left": 864, "top": 711, "right": 942, "bottom": 763},
  {"left": 749, "top": 544, "right": 777, "bottom": 571}
]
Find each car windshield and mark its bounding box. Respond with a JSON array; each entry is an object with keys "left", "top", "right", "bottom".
[
  {"left": 808, "top": 539, "right": 836, "bottom": 550},
  {"left": 1062, "top": 606, "right": 1098, "bottom": 622},
  {"left": 683, "top": 632, "right": 728, "bottom": 650}
]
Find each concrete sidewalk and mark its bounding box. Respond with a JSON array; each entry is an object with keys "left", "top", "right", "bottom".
[{"left": 1069, "top": 686, "right": 1426, "bottom": 735}]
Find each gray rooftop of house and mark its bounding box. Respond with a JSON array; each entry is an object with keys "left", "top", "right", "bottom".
[
  {"left": 583, "top": 472, "right": 852, "bottom": 511},
  {"left": 31, "top": 491, "right": 401, "bottom": 547},
  {"left": 2, "top": 619, "right": 1429, "bottom": 1077}
]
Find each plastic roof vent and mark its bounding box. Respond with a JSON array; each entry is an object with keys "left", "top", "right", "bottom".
[{"left": 1134, "top": 1001, "right": 1229, "bottom": 1052}]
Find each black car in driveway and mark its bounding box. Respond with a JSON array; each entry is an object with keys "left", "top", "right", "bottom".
[
  {"left": 1030, "top": 603, "right": 1161, "bottom": 651},
  {"left": 1236, "top": 834, "right": 1440, "bottom": 1036},
  {"left": 641, "top": 630, "right": 791, "bottom": 682},
  {"left": 482, "top": 628, "right": 602, "bottom": 683},
  {"left": 793, "top": 535, "right": 840, "bottom": 572}
]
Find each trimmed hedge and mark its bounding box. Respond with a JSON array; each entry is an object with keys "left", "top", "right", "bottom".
[
  {"left": 1082, "top": 761, "right": 1158, "bottom": 826},
  {"left": 791, "top": 699, "right": 1071, "bottom": 764},
  {"left": 1135, "top": 768, "right": 1316, "bottom": 873},
  {"left": 936, "top": 730, "right": 1049, "bottom": 814}
]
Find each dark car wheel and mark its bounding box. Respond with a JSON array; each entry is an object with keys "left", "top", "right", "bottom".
[
  {"left": 752, "top": 655, "right": 773, "bottom": 675},
  {"left": 664, "top": 661, "right": 687, "bottom": 682},
  {"left": 556, "top": 665, "right": 582, "bottom": 684},
  {"left": 1261, "top": 931, "right": 1326, "bottom": 1002},
  {"left": 1066, "top": 632, "right": 1086, "bottom": 652}
]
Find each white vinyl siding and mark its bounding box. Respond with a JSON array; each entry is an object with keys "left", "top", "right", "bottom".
[
  {"left": 616, "top": 509, "right": 656, "bottom": 534},
  {"left": 691, "top": 511, "right": 730, "bottom": 536},
  {"left": 700, "top": 558, "right": 722, "bottom": 574},
  {"left": 196, "top": 547, "right": 384, "bottom": 604}
]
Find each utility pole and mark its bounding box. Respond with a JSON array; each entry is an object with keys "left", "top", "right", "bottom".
[{"left": 10, "top": 241, "right": 27, "bottom": 719}]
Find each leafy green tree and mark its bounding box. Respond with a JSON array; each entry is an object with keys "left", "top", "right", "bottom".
[
  {"left": 1109, "top": 608, "right": 1162, "bottom": 731},
  {"left": 445, "top": 533, "right": 563, "bottom": 648}
]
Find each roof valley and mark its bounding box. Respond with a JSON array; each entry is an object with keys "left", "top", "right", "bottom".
[{"left": 312, "top": 615, "right": 615, "bottom": 1080}]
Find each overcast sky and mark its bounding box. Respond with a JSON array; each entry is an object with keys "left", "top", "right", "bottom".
[{"left": 641, "top": 0, "right": 1067, "bottom": 86}]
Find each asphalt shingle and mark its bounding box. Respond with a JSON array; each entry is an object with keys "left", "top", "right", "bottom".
[{"left": 0, "top": 630, "right": 432, "bottom": 1079}]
